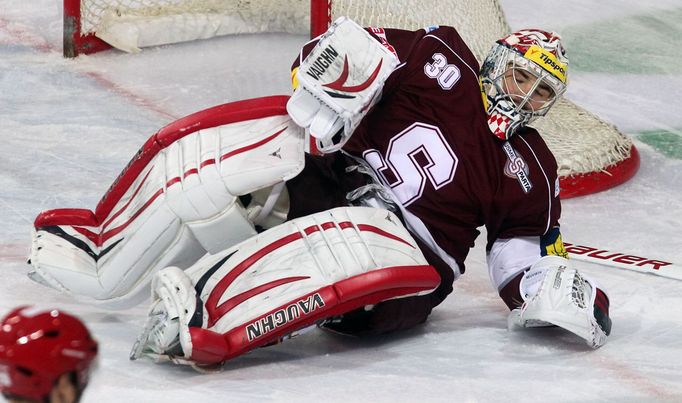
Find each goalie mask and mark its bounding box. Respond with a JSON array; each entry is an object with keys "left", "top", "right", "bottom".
[
  {"left": 0, "top": 306, "right": 98, "bottom": 401},
  {"left": 481, "top": 29, "right": 569, "bottom": 140}
]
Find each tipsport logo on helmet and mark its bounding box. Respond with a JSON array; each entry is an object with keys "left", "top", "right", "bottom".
[{"left": 524, "top": 45, "right": 567, "bottom": 83}]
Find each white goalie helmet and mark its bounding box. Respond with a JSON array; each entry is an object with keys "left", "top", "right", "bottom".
[{"left": 481, "top": 29, "right": 569, "bottom": 140}]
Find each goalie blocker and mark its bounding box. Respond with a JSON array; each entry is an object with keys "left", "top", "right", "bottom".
[
  {"left": 130, "top": 207, "right": 440, "bottom": 366},
  {"left": 287, "top": 17, "right": 399, "bottom": 153}
]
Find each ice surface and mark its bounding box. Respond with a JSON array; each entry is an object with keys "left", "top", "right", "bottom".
[{"left": 0, "top": 0, "right": 680, "bottom": 401}]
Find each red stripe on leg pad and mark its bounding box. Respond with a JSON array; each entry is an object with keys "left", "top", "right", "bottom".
[
  {"left": 356, "top": 224, "right": 415, "bottom": 248},
  {"left": 34, "top": 208, "right": 98, "bottom": 227},
  {"left": 188, "top": 327, "right": 231, "bottom": 365},
  {"left": 333, "top": 265, "right": 438, "bottom": 301},
  {"left": 189, "top": 265, "right": 440, "bottom": 365}
]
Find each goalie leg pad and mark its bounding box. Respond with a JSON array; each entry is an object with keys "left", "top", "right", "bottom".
[
  {"left": 508, "top": 256, "right": 612, "bottom": 348},
  {"left": 29, "top": 97, "right": 305, "bottom": 307},
  {"left": 131, "top": 206, "right": 441, "bottom": 366}
]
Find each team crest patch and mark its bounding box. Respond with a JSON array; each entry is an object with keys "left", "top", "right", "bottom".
[{"left": 502, "top": 141, "right": 532, "bottom": 193}]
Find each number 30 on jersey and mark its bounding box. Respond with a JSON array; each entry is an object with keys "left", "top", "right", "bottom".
[
  {"left": 363, "top": 123, "right": 458, "bottom": 206},
  {"left": 424, "top": 53, "right": 461, "bottom": 90}
]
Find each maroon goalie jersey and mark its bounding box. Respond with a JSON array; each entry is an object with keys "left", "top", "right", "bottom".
[{"left": 294, "top": 26, "right": 561, "bottom": 278}]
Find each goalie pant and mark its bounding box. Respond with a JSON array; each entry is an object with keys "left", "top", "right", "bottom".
[{"left": 283, "top": 152, "right": 457, "bottom": 336}]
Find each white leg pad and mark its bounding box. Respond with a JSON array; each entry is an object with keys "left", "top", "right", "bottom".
[
  {"left": 185, "top": 201, "right": 256, "bottom": 254},
  {"left": 131, "top": 206, "right": 442, "bottom": 366},
  {"left": 29, "top": 97, "right": 304, "bottom": 307}
]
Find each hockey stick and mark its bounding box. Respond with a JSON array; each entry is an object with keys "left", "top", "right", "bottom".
[{"left": 564, "top": 242, "right": 682, "bottom": 281}]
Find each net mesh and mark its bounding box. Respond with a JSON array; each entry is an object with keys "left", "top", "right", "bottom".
[
  {"left": 77, "top": 0, "right": 633, "bottom": 178},
  {"left": 80, "top": 0, "right": 311, "bottom": 35}
]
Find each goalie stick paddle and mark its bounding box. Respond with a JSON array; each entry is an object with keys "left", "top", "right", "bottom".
[{"left": 564, "top": 242, "right": 682, "bottom": 281}]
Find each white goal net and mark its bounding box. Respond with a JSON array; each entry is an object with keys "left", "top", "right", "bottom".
[{"left": 65, "top": 0, "right": 639, "bottom": 197}]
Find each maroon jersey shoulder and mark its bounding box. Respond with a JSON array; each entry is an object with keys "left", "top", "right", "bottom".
[
  {"left": 482, "top": 127, "right": 561, "bottom": 247},
  {"left": 382, "top": 26, "right": 481, "bottom": 103}
]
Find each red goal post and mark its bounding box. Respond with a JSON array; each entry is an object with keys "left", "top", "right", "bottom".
[
  {"left": 63, "top": 0, "right": 332, "bottom": 57},
  {"left": 62, "top": 0, "right": 639, "bottom": 198}
]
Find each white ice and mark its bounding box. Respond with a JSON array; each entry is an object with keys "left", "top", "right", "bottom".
[{"left": 0, "top": 1, "right": 681, "bottom": 402}]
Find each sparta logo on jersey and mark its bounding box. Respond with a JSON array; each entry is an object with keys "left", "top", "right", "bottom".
[{"left": 502, "top": 142, "right": 533, "bottom": 193}]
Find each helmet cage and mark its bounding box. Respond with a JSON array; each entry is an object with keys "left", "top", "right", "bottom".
[
  {"left": 481, "top": 30, "right": 568, "bottom": 140},
  {"left": 483, "top": 42, "right": 566, "bottom": 120}
]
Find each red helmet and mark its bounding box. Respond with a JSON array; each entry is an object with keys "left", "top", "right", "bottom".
[{"left": 0, "top": 306, "right": 98, "bottom": 401}]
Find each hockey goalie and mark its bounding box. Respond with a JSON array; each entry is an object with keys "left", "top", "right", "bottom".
[{"left": 28, "top": 17, "right": 612, "bottom": 367}]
